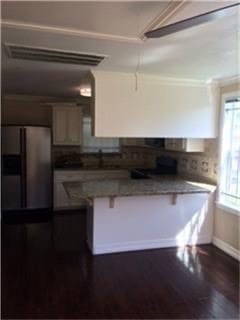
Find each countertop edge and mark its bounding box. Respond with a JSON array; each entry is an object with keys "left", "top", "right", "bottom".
[
  {"left": 63, "top": 179, "right": 215, "bottom": 202},
  {"left": 67, "top": 189, "right": 211, "bottom": 201}
]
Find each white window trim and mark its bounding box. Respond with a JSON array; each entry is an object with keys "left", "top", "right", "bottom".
[{"left": 217, "top": 90, "right": 240, "bottom": 216}]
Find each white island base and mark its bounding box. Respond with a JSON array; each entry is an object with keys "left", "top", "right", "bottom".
[{"left": 86, "top": 193, "right": 214, "bottom": 255}]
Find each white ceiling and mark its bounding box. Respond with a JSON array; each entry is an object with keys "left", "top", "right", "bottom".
[
  {"left": 2, "top": 1, "right": 170, "bottom": 38},
  {"left": 1, "top": 1, "right": 239, "bottom": 98}
]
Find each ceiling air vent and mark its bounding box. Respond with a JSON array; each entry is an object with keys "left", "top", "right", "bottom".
[{"left": 5, "top": 43, "right": 106, "bottom": 66}]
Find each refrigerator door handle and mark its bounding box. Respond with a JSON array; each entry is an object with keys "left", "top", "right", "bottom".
[{"left": 20, "top": 128, "right": 27, "bottom": 208}]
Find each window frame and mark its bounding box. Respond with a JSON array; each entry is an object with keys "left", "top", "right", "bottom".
[
  {"left": 81, "top": 116, "right": 120, "bottom": 154},
  {"left": 217, "top": 91, "right": 240, "bottom": 216}
]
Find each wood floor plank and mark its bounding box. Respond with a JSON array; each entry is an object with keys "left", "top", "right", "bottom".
[{"left": 1, "top": 212, "right": 239, "bottom": 319}]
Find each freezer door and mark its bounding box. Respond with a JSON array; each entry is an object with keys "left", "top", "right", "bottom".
[
  {"left": 1, "top": 126, "right": 25, "bottom": 210},
  {"left": 2, "top": 175, "right": 21, "bottom": 210},
  {"left": 2, "top": 126, "right": 21, "bottom": 155},
  {"left": 25, "top": 127, "right": 52, "bottom": 209}
]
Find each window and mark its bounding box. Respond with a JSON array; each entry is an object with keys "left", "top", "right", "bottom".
[
  {"left": 82, "top": 117, "right": 120, "bottom": 153},
  {"left": 219, "top": 97, "right": 240, "bottom": 213}
]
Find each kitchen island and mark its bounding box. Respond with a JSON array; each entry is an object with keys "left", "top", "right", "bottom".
[{"left": 64, "top": 177, "right": 216, "bottom": 255}]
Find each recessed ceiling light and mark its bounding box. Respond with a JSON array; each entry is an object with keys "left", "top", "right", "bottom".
[{"left": 80, "top": 87, "right": 91, "bottom": 97}]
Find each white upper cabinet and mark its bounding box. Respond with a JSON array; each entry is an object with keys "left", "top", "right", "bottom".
[
  {"left": 90, "top": 71, "right": 219, "bottom": 139},
  {"left": 165, "top": 139, "right": 204, "bottom": 152},
  {"left": 52, "top": 105, "right": 82, "bottom": 145},
  {"left": 53, "top": 107, "right": 68, "bottom": 144},
  {"left": 67, "top": 108, "right": 82, "bottom": 144}
]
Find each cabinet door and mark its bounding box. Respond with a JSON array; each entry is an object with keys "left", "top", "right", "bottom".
[
  {"left": 165, "top": 139, "right": 185, "bottom": 151},
  {"left": 185, "top": 139, "right": 204, "bottom": 152},
  {"left": 165, "top": 139, "right": 178, "bottom": 150},
  {"left": 175, "top": 139, "right": 185, "bottom": 151},
  {"left": 164, "top": 139, "right": 173, "bottom": 150},
  {"left": 53, "top": 108, "right": 68, "bottom": 145},
  {"left": 68, "top": 108, "right": 82, "bottom": 145},
  {"left": 54, "top": 181, "right": 70, "bottom": 208}
]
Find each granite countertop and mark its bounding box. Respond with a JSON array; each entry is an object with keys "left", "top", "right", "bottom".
[{"left": 63, "top": 176, "right": 216, "bottom": 201}]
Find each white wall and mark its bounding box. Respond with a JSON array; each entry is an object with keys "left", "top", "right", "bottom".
[
  {"left": 2, "top": 95, "right": 52, "bottom": 126},
  {"left": 214, "top": 207, "right": 239, "bottom": 251},
  {"left": 92, "top": 71, "right": 218, "bottom": 138}
]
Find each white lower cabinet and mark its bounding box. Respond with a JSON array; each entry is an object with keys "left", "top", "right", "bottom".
[
  {"left": 54, "top": 169, "right": 129, "bottom": 210},
  {"left": 88, "top": 192, "right": 214, "bottom": 255},
  {"left": 165, "top": 139, "right": 204, "bottom": 152}
]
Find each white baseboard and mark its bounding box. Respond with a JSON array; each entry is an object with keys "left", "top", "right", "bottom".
[
  {"left": 212, "top": 237, "right": 240, "bottom": 261},
  {"left": 92, "top": 236, "right": 211, "bottom": 255}
]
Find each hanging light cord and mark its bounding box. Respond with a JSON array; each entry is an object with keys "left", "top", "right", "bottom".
[
  {"left": 135, "top": 49, "right": 141, "bottom": 91},
  {"left": 135, "top": 11, "right": 143, "bottom": 91}
]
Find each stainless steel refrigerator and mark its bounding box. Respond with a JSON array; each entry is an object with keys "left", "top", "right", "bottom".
[{"left": 2, "top": 126, "right": 52, "bottom": 211}]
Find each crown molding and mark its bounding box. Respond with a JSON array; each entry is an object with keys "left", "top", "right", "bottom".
[
  {"left": 92, "top": 70, "right": 206, "bottom": 87},
  {"left": 2, "top": 19, "right": 143, "bottom": 44},
  {"left": 216, "top": 75, "right": 240, "bottom": 87}
]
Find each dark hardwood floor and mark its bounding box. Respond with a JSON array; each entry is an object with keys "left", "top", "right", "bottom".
[{"left": 1, "top": 211, "right": 239, "bottom": 319}]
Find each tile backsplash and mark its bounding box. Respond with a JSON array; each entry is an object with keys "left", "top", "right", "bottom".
[
  {"left": 173, "top": 139, "right": 218, "bottom": 183},
  {"left": 53, "top": 139, "right": 219, "bottom": 183},
  {"left": 53, "top": 145, "right": 157, "bottom": 169}
]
